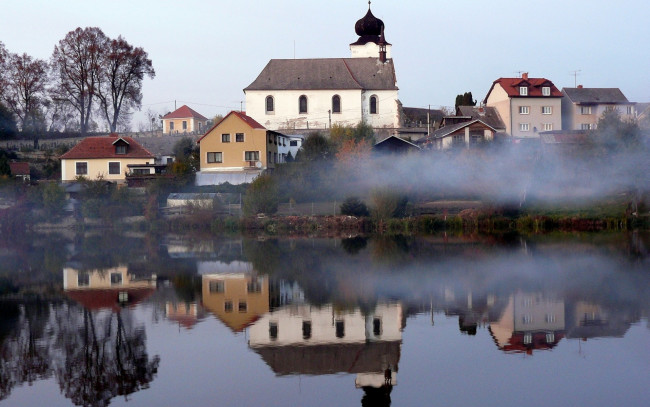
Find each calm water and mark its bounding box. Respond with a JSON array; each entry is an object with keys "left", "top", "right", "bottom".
[{"left": 0, "top": 231, "right": 648, "bottom": 406}]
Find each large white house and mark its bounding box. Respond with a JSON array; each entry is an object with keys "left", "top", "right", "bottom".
[{"left": 244, "top": 4, "right": 401, "bottom": 133}]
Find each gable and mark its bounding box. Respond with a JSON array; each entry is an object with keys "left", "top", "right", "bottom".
[
  {"left": 198, "top": 111, "right": 266, "bottom": 144},
  {"left": 59, "top": 136, "right": 154, "bottom": 160}
]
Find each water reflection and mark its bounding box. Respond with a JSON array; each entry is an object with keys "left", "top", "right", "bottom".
[{"left": 0, "top": 231, "right": 648, "bottom": 406}]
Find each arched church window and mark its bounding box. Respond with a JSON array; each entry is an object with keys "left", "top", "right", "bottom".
[
  {"left": 370, "top": 95, "right": 378, "bottom": 114},
  {"left": 332, "top": 95, "right": 341, "bottom": 114},
  {"left": 265, "top": 96, "right": 274, "bottom": 113},
  {"left": 299, "top": 95, "right": 308, "bottom": 114}
]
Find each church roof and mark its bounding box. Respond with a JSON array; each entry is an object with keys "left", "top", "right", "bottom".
[
  {"left": 244, "top": 58, "right": 398, "bottom": 92},
  {"left": 350, "top": 3, "right": 390, "bottom": 46}
]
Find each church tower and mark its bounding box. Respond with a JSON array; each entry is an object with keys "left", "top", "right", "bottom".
[{"left": 350, "top": 2, "right": 392, "bottom": 59}]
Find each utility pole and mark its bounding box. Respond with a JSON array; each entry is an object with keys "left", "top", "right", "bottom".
[
  {"left": 328, "top": 110, "right": 332, "bottom": 129},
  {"left": 427, "top": 104, "right": 430, "bottom": 136}
]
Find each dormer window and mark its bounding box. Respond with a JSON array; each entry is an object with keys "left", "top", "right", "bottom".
[
  {"left": 542, "top": 86, "right": 551, "bottom": 96},
  {"left": 115, "top": 145, "right": 126, "bottom": 154},
  {"left": 519, "top": 86, "right": 528, "bottom": 96}
]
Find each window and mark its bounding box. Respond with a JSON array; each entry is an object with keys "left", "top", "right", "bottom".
[
  {"left": 245, "top": 151, "right": 259, "bottom": 161},
  {"left": 332, "top": 95, "right": 341, "bottom": 113},
  {"left": 299, "top": 95, "right": 307, "bottom": 113},
  {"left": 542, "top": 106, "right": 552, "bottom": 115},
  {"left": 522, "top": 315, "right": 533, "bottom": 324},
  {"left": 207, "top": 152, "right": 222, "bottom": 163},
  {"left": 545, "top": 314, "right": 556, "bottom": 323},
  {"left": 546, "top": 332, "right": 555, "bottom": 343},
  {"left": 605, "top": 105, "right": 615, "bottom": 112},
  {"left": 224, "top": 301, "right": 233, "bottom": 312},
  {"left": 182, "top": 120, "right": 187, "bottom": 130},
  {"left": 236, "top": 133, "right": 244, "bottom": 142},
  {"left": 209, "top": 280, "right": 224, "bottom": 293},
  {"left": 523, "top": 333, "right": 532, "bottom": 345},
  {"left": 132, "top": 168, "right": 150, "bottom": 175},
  {"left": 373, "top": 318, "right": 382, "bottom": 336},
  {"left": 581, "top": 123, "right": 592, "bottom": 130},
  {"left": 170, "top": 122, "right": 174, "bottom": 130},
  {"left": 221, "top": 133, "right": 230, "bottom": 143},
  {"left": 110, "top": 273, "right": 122, "bottom": 285},
  {"left": 452, "top": 134, "right": 464, "bottom": 145},
  {"left": 269, "top": 322, "right": 278, "bottom": 340},
  {"left": 115, "top": 145, "right": 127, "bottom": 154},
  {"left": 77, "top": 272, "right": 90, "bottom": 287},
  {"left": 238, "top": 301, "right": 247, "bottom": 312},
  {"left": 302, "top": 321, "right": 312, "bottom": 339},
  {"left": 626, "top": 106, "right": 633, "bottom": 115},
  {"left": 247, "top": 279, "right": 262, "bottom": 293},
  {"left": 265, "top": 96, "right": 274, "bottom": 113},
  {"left": 290, "top": 140, "right": 298, "bottom": 147},
  {"left": 543, "top": 123, "right": 553, "bottom": 131},
  {"left": 274, "top": 152, "right": 277, "bottom": 164},
  {"left": 519, "top": 86, "right": 528, "bottom": 96},
  {"left": 520, "top": 123, "right": 530, "bottom": 132},
  {"left": 542, "top": 86, "right": 551, "bottom": 96},
  {"left": 580, "top": 106, "right": 592, "bottom": 115},
  {"left": 108, "top": 162, "right": 120, "bottom": 175},
  {"left": 335, "top": 320, "right": 345, "bottom": 338},
  {"left": 519, "top": 106, "right": 530, "bottom": 114},
  {"left": 370, "top": 95, "right": 378, "bottom": 114},
  {"left": 76, "top": 162, "right": 88, "bottom": 175}
]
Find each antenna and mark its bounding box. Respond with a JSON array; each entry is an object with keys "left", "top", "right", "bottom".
[
  {"left": 514, "top": 71, "right": 525, "bottom": 78},
  {"left": 570, "top": 70, "right": 582, "bottom": 87}
]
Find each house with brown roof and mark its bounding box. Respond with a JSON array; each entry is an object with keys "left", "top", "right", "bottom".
[
  {"left": 196, "top": 110, "right": 286, "bottom": 185},
  {"left": 244, "top": 4, "right": 400, "bottom": 133},
  {"left": 561, "top": 87, "right": 636, "bottom": 130},
  {"left": 484, "top": 73, "right": 563, "bottom": 139},
  {"left": 162, "top": 104, "right": 209, "bottom": 135},
  {"left": 59, "top": 134, "right": 155, "bottom": 183},
  {"left": 416, "top": 119, "right": 498, "bottom": 150},
  {"left": 8, "top": 162, "right": 30, "bottom": 182}
]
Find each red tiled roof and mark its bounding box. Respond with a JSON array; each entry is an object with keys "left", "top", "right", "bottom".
[
  {"left": 60, "top": 135, "right": 155, "bottom": 160},
  {"left": 65, "top": 287, "right": 155, "bottom": 312},
  {"left": 197, "top": 111, "right": 266, "bottom": 144},
  {"left": 484, "top": 77, "right": 563, "bottom": 102},
  {"left": 9, "top": 162, "right": 29, "bottom": 176},
  {"left": 162, "top": 105, "right": 208, "bottom": 120}
]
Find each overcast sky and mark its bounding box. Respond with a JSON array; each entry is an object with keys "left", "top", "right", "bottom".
[{"left": 2, "top": 0, "right": 649, "bottom": 128}]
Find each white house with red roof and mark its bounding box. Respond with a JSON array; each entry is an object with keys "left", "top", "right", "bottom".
[
  {"left": 484, "top": 73, "right": 563, "bottom": 139},
  {"left": 162, "top": 105, "right": 209, "bottom": 135},
  {"left": 59, "top": 134, "right": 155, "bottom": 182}
]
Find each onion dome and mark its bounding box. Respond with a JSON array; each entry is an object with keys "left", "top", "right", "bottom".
[{"left": 354, "top": 4, "right": 384, "bottom": 37}]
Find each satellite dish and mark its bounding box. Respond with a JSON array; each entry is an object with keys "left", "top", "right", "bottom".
[{"left": 255, "top": 161, "right": 262, "bottom": 168}]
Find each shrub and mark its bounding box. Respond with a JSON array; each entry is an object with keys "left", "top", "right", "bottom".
[
  {"left": 340, "top": 197, "right": 369, "bottom": 217},
  {"left": 243, "top": 174, "right": 278, "bottom": 216}
]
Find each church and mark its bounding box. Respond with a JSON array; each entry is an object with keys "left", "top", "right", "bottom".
[{"left": 244, "top": 3, "right": 401, "bottom": 133}]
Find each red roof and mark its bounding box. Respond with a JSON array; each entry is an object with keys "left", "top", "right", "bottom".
[
  {"left": 60, "top": 135, "right": 155, "bottom": 160},
  {"left": 9, "top": 162, "right": 29, "bottom": 176},
  {"left": 162, "top": 105, "right": 208, "bottom": 120},
  {"left": 66, "top": 287, "right": 155, "bottom": 312},
  {"left": 197, "top": 111, "right": 266, "bottom": 144},
  {"left": 484, "top": 76, "right": 563, "bottom": 102}
]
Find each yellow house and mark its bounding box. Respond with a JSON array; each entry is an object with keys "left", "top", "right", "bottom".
[
  {"left": 162, "top": 105, "right": 209, "bottom": 135},
  {"left": 60, "top": 134, "right": 155, "bottom": 183},
  {"left": 196, "top": 110, "right": 283, "bottom": 185}
]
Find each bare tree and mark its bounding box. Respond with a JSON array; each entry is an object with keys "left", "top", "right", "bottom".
[
  {"left": 96, "top": 36, "right": 155, "bottom": 133},
  {"left": 2, "top": 53, "right": 49, "bottom": 132},
  {"left": 0, "top": 42, "right": 8, "bottom": 99},
  {"left": 50, "top": 27, "right": 108, "bottom": 136}
]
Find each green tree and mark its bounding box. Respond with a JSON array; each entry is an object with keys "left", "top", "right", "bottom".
[
  {"left": 454, "top": 92, "right": 477, "bottom": 109},
  {"left": 41, "top": 182, "right": 65, "bottom": 217},
  {"left": 592, "top": 109, "right": 641, "bottom": 150},
  {"left": 296, "top": 132, "right": 334, "bottom": 162},
  {"left": 243, "top": 174, "right": 278, "bottom": 215}
]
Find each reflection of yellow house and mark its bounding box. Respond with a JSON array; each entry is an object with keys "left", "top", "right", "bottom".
[
  {"left": 63, "top": 266, "right": 157, "bottom": 311},
  {"left": 59, "top": 134, "right": 155, "bottom": 182},
  {"left": 166, "top": 302, "right": 201, "bottom": 329},
  {"left": 202, "top": 273, "right": 269, "bottom": 332}
]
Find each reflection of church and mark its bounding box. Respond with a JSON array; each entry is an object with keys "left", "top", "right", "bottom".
[{"left": 248, "top": 302, "right": 403, "bottom": 390}]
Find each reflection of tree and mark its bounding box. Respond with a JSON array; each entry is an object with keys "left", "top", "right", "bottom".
[
  {"left": 361, "top": 385, "right": 392, "bottom": 407},
  {"left": 53, "top": 307, "right": 159, "bottom": 406}
]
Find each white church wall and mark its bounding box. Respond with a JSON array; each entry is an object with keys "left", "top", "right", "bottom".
[
  {"left": 350, "top": 43, "right": 392, "bottom": 59},
  {"left": 361, "top": 89, "right": 400, "bottom": 128}
]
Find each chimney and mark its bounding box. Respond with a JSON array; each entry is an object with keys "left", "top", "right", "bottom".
[
  {"left": 577, "top": 84, "right": 583, "bottom": 88},
  {"left": 522, "top": 72, "right": 528, "bottom": 80}
]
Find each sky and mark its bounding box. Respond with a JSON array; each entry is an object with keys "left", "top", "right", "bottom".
[{"left": 1, "top": 0, "right": 649, "bottom": 129}]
